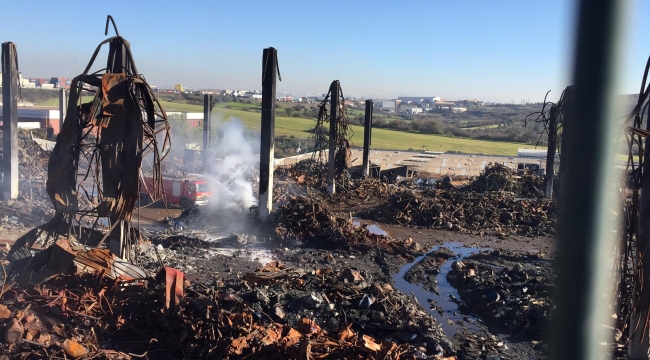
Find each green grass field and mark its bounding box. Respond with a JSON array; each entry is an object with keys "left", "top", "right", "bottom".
[
  {"left": 462, "top": 124, "right": 500, "bottom": 130},
  {"left": 37, "top": 98, "right": 537, "bottom": 155},
  {"left": 166, "top": 101, "right": 536, "bottom": 155},
  {"left": 158, "top": 101, "right": 538, "bottom": 156},
  {"left": 34, "top": 95, "right": 95, "bottom": 107}
]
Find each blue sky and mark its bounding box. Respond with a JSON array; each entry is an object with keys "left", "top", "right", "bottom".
[{"left": 0, "top": 1, "right": 648, "bottom": 102}]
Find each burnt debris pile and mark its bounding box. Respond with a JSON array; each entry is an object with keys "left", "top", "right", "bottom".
[
  {"left": 271, "top": 196, "right": 420, "bottom": 256},
  {"left": 275, "top": 159, "right": 398, "bottom": 206},
  {"left": 462, "top": 163, "right": 544, "bottom": 198},
  {"left": 0, "top": 130, "right": 54, "bottom": 228},
  {"left": 0, "top": 256, "right": 456, "bottom": 359},
  {"left": 374, "top": 190, "right": 556, "bottom": 236}
]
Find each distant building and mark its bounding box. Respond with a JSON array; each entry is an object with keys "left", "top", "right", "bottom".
[
  {"left": 397, "top": 96, "right": 440, "bottom": 107},
  {"left": 405, "top": 107, "right": 423, "bottom": 115},
  {"left": 164, "top": 112, "right": 205, "bottom": 127},
  {"left": 518, "top": 148, "right": 547, "bottom": 158},
  {"left": 242, "top": 92, "right": 262, "bottom": 100},
  {"left": 174, "top": 84, "right": 184, "bottom": 92},
  {"left": 50, "top": 77, "right": 68, "bottom": 88},
  {"left": 18, "top": 73, "right": 35, "bottom": 88},
  {"left": 186, "top": 113, "right": 204, "bottom": 127},
  {"left": 432, "top": 101, "right": 456, "bottom": 109},
  {"left": 373, "top": 100, "right": 396, "bottom": 112},
  {"left": 0, "top": 107, "right": 62, "bottom": 134}
]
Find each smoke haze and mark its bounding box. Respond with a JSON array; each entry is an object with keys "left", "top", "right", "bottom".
[{"left": 205, "top": 118, "right": 259, "bottom": 214}]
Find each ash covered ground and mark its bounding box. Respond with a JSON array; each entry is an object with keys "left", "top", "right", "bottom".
[{"left": 0, "top": 132, "right": 564, "bottom": 360}]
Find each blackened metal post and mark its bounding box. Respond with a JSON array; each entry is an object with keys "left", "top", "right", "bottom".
[
  {"left": 2, "top": 42, "right": 19, "bottom": 200},
  {"left": 259, "top": 47, "right": 278, "bottom": 220},
  {"left": 57, "top": 88, "right": 67, "bottom": 139},
  {"left": 544, "top": 106, "right": 557, "bottom": 198},
  {"left": 362, "top": 100, "right": 373, "bottom": 177},
  {"left": 550, "top": 0, "right": 628, "bottom": 359},
  {"left": 203, "top": 94, "right": 211, "bottom": 165},
  {"left": 327, "top": 80, "right": 339, "bottom": 194}
]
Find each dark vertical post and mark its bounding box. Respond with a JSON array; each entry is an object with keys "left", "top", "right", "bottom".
[
  {"left": 2, "top": 42, "right": 19, "bottom": 200},
  {"left": 631, "top": 70, "right": 650, "bottom": 356},
  {"left": 363, "top": 100, "right": 373, "bottom": 177},
  {"left": 551, "top": 0, "right": 627, "bottom": 359},
  {"left": 544, "top": 106, "right": 557, "bottom": 198},
  {"left": 57, "top": 88, "right": 67, "bottom": 139},
  {"left": 327, "top": 80, "right": 339, "bottom": 194},
  {"left": 203, "top": 94, "right": 211, "bottom": 165},
  {"left": 259, "top": 47, "right": 277, "bottom": 220}
]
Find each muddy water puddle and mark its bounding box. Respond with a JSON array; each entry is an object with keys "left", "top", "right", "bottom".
[
  {"left": 394, "top": 242, "right": 484, "bottom": 338},
  {"left": 353, "top": 219, "right": 390, "bottom": 236}
]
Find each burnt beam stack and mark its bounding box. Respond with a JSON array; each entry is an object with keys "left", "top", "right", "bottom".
[
  {"left": 2, "top": 42, "right": 19, "bottom": 200},
  {"left": 259, "top": 47, "right": 278, "bottom": 220}
]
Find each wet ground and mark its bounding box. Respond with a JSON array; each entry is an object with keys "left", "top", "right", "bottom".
[{"left": 351, "top": 220, "right": 555, "bottom": 360}]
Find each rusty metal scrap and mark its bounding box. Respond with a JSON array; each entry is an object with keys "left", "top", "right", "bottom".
[
  {"left": 7, "top": 16, "right": 170, "bottom": 270},
  {"left": 160, "top": 266, "right": 185, "bottom": 315},
  {"left": 0, "top": 256, "right": 452, "bottom": 359},
  {"left": 47, "top": 34, "right": 170, "bottom": 221}
]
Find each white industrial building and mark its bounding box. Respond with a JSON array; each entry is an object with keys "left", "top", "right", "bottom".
[
  {"left": 397, "top": 96, "right": 440, "bottom": 107},
  {"left": 163, "top": 112, "right": 204, "bottom": 127},
  {"left": 373, "top": 100, "right": 396, "bottom": 112},
  {"left": 405, "top": 107, "right": 423, "bottom": 115},
  {"left": 0, "top": 107, "right": 61, "bottom": 133},
  {"left": 518, "top": 148, "right": 547, "bottom": 158}
]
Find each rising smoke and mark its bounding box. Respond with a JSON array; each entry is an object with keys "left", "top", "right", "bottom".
[{"left": 204, "top": 118, "right": 260, "bottom": 214}]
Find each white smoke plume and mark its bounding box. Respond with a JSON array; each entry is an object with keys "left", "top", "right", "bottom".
[{"left": 205, "top": 118, "right": 259, "bottom": 213}]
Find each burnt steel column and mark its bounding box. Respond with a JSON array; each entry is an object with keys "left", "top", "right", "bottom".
[
  {"left": 631, "top": 67, "right": 650, "bottom": 356},
  {"left": 362, "top": 100, "right": 373, "bottom": 177},
  {"left": 259, "top": 47, "right": 278, "bottom": 220},
  {"left": 550, "top": 0, "right": 628, "bottom": 359},
  {"left": 544, "top": 106, "right": 557, "bottom": 198},
  {"left": 57, "top": 88, "right": 67, "bottom": 139},
  {"left": 327, "top": 80, "right": 339, "bottom": 194},
  {"left": 203, "top": 94, "right": 211, "bottom": 165},
  {"left": 2, "top": 42, "right": 19, "bottom": 200}
]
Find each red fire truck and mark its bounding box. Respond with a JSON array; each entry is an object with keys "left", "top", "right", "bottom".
[{"left": 139, "top": 174, "right": 211, "bottom": 209}]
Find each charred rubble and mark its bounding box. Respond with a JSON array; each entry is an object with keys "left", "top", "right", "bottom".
[{"left": 0, "top": 16, "right": 564, "bottom": 360}]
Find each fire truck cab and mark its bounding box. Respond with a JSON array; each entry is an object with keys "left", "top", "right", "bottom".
[{"left": 139, "top": 174, "right": 211, "bottom": 209}]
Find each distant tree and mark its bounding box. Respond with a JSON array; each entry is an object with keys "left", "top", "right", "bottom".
[
  {"left": 284, "top": 108, "right": 293, "bottom": 117},
  {"left": 373, "top": 118, "right": 388, "bottom": 128}
]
